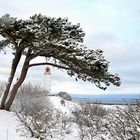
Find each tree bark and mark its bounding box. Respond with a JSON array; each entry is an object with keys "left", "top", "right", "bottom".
[
  {"left": 0, "top": 51, "right": 22, "bottom": 109},
  {"left": 4, "top": 56, "right": 30, "bottom": 111}
]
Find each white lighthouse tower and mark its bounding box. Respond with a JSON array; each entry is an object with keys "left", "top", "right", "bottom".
[{"left": 44, "top": 66, "right": 51, "bottom": 93}]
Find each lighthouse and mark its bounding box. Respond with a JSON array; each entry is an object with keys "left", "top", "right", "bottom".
[{"left": 44, "top": 66, "right": 51, "bottom": 92}]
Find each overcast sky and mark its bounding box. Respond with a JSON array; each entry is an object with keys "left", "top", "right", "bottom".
[{"left": 0, "top": 0, "right": 140, "bottom": 95}]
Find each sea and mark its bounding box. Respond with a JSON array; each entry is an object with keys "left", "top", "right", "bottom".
[{"left": 70, "top": 93, "right": 140, "bottom": 105}]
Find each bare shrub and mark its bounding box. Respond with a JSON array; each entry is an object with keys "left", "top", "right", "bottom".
[
  {"left": 106, "top": 101, "right": 140, "bottom": 140},
  {"left": 80, "top": 101, "right": 107, "bottom": 118},
  {"left": 15, "top": 98, "right": 73, "bottom": 140},
  {"left": 0, "top": 81, "right": 6, "bottom": 95},
  {"left": 17, "top": 82, "right": 43, "bottom": 98},
  {"left": 73, "top": 101, "right": 107, "bottom": 140},
  {"left": 15, "top": 101, "right": 58, "bottom": 140},
  {"left": 11, "top": 83, "right": 44, "bottom": 111},
  {"left": 55, "top": 111, "right": 72, "bottom": 136}
]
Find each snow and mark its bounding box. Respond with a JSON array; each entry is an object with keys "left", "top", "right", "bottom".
[
  {"left": 49, "top": 96, "right": 80, "bottom": 115},
  {"left": 62, "top": 123, "right": 81, "bottom": 140},
  {"left": 43, "top": 96, "right": 81, "bottom": 139},
  {"left": 0, "top": 94, "right": 139, "bottom": 140},
  {"left": 0, "top": 110, "right": 37, "bottom": 140},
  {"left": 0, "top": 95, "right": 81, "bottom": 140},
  {"left": 49, "top": 96, "right": 81, "bottom": 140}
]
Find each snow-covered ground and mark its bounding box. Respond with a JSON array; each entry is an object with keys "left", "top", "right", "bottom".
[
  {"left": 49, "top": 96, "right": 80, "bottom": 114},
  {"left": 0, "top": 95, "right": 81, "bottom": 140},
  {"left": 0, "top": 94, "right": 139, "bottom": 140},
  {"left": 0, "top": 110, "right": 37, "bottom": 140}
]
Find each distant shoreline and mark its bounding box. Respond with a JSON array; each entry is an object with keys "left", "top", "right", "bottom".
[{"left": 71, "top": 93, "right": 140, "bottom": 105}]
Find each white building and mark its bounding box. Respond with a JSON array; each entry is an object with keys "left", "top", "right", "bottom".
[{"left": 43, "top": 66, "right": 51, "bottom": 92}]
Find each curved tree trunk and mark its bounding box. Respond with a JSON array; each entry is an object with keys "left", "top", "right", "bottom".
[
  {"left": 0, "top": 51, "right": 22, "bottom": 109},
  {"left": 4, "top": 56, "right": 30, "bottom": 111}
]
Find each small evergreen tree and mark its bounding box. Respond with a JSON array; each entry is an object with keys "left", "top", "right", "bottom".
[{"left": 0, "top": 14, "right": 120, "bottom": 110}]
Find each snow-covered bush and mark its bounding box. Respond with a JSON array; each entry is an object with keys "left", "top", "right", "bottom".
[
  {"left": 15, "top": 98, "right": 75, "bottom": 140},
  {"left": 15, "top": 100, "right": 61, "bottom": 140},
  {"left": 80, "top": 101, "right": 107, "bottom": 118},
  {"left": 58, "top": 92, "right": 72, "bottom": 101},
  {"left": 73, "top": 101, "right": 108, "bottom": 140},
  {"left": 106, "top": 101, "right": 140, "bottom": 140}
]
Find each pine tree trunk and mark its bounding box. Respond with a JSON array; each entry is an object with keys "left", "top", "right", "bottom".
[
  {"left": 0, "top": 51, "right": 22, "bottom": 109},
  {"left": 4, "top": 57, "right": 29, "bottom": 111}
]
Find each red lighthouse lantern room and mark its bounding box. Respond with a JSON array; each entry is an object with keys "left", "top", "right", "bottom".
[{"left": 44, "top": 66, "right": 51, "bottom": 74}]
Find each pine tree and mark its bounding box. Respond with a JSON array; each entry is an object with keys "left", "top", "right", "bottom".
[{"left": 0, "top": 14, "right": 120, "bottom": 110}]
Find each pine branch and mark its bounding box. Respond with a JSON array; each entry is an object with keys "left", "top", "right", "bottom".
[{"left": 28, "top": 62, "right": 70, "bottom": 70}]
